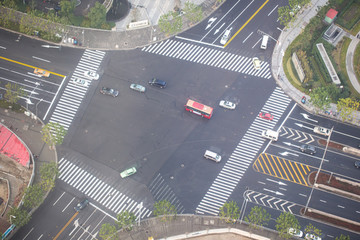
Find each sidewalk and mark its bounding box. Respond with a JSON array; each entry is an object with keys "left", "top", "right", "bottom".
[
  {"left": 0, "top": 108, "right": 57, "bottom": 234},
  {"left": 271, "top": 0, "right": 360, "bottom": 125}
]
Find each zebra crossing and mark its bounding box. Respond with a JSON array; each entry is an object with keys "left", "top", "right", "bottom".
[
  {"left": 142, "top": 39, "right": 272, "bottom": 79},
  {"left": 48, "top": 49, "right": 106, "bottom": 130},
  {"left": 196, "top": 87, "right": 292, "bottom": 215},
  {"left": 58, "top": 157, "right": 152, "bottom": 219},
  {"left": 149, "top": 173, "right": 185, "bottom": 214}
]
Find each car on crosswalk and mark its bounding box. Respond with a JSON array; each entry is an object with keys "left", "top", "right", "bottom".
[
  {"left": 73, "top": 78, "right": 89, "bottom": 87},
  {"left": 259, "top": 112, "right": 273, "bottom": 120},
  {"left": 252, "top": 57, "right": 261, "bottom": 70},
  {"left": 84, "top": 70, "right": 99, "bottom": 80}
]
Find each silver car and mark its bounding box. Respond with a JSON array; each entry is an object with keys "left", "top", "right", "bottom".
[{"left": 130, "top": 84, "right": 146, "bottom": 93}]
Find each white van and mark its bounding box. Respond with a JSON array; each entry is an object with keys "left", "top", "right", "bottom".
[
  {"left": 261, "top": 129, "right": 279, "bottom": 141},
  {"left": 260, "top": 35, "right": 269, "bottom": 49},
  {"left": 204, "top": 150, "right": 222, "bottom": 162}
]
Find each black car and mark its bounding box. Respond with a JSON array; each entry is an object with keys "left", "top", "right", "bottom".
[
  {"left": 148, "top": 78, "right": 167, "bottom": 88},
  {"left": 100, "top": 87, "right": 119, "bottom": 97},
  {"left": 74, "top": 199, "right": 89, "bottom": 211},
  {"left": 300, "top": 144, "right": 316, "bottom": 155},
  {"left": 355, "top": 161, "right": 360, "bottom": 168}
]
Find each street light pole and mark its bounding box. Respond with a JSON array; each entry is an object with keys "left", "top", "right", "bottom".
[
  {"left": 9, "top": 215, "right": 16, "bottom": 225},
  {"left": 304, "top": 126, "right": 333, "bottom": 214}
]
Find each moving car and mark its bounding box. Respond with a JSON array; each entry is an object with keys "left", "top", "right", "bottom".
[
  {"left": 219, "top": 100, "right": 236, "bottom": 110},
  {"left": 313, "top": 126, "right": 330, "bottom": 136},
  {"left": 204, "top": 150, "right": 222, "bottom": 162},
  {"left": 220, "top": 28, "right": 232, "bottom": 45},
  {"left": 83, "top": 70, "right": 99, "bottom": 80},
  {"left": 300, "top": 144, "right": 316, "bottom": 155},
  {"left": 130, "top": 84, "right": 146, "bottom": 93},
  {"left": 288, "top": 228, "right": 303, "bottom": 238},
  {"left": 100, "top": 87, "right": 119, "bottom": 97},
  {"left": 120, "top": 167, "right": 137, "bottom": 178},
  {"left": 259, "top": 112, "right": 273, "bottom": 120},
  {"left": 305, "top": 233, "right": 321, "bottom": 240},
  {"left": 34, "top": 68, "right": 50, "bottom": 77},
  {"left": 73, "top": 78, "right": 89, "bottom": 87},
  {"left": 148, "top": 78, "right": 167, "bottom": 88},
  {"left": 74, "top": 199, "right": 89, "bottom": 211},
  {"left": 252, "top": 57, "right": 261, "bottom": 70}
]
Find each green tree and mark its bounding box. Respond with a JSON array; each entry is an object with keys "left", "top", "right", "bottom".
[
  {"left": 309, "top": 86, "right": 332, "bottom": 112},
  {"left": 23, "top": 184, "right": 44, "bottom": 208},
  {"left": 337, "top": 98, "right": 359, "bottom": 122},
  {"left": 244, "top": 206, "right": 270, "bottom": 230},
  {"left": 88, "top": 2, "right": 107, "bottom": 29},
  {"left": 336, "top": 234, "right": 350, "bottom": 240},
  {"left": 1, "top": 0, "right": 17, "bottom": 10},
  {"left": 116, "top": 210, "right": 136, "bottom": 231},
  {"left": 158, "top": 11, "right": 182, "bottom": 35},
  {"left": 219, "top": 201, "right": 240, "bottom": 223},
  {"left": 7, "top": 207, "right": 31, "bottom": 227},
  {"left": 59, "top": 0, "right": 76, "bottom": 21},
  {"left": 153, "top": 200, "right": 177, "bottom": 222},
  {"left": 99, "top": 223, "right": 118, "bottom": 240},
  {"left": 4, "top": 83, "right": 25, "bottom": 105},
  {"left": 304, "top": 223, "right": 322, "bottom": 238},
  {"left": 41, "top": 122, "right": 67, "bottom": 147},
  {"left": 275, "top": 212, "right": 301, "bottom": 239},
  {"left": 40, "top": 162, "right": 59, "bottom": 191},
  {"left": 278, "top": 6, "right": 291, "bottom": 27},
  {"left": 183, "top": 1, "right": 203, "bottom": 24}
]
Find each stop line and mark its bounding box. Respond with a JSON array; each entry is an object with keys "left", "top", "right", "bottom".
[
  {"left": 141, "top": 39, "right": 272, "bottom": 79},
  {"left": 196, "top": 87, "right": 292, "bottom": 215}
]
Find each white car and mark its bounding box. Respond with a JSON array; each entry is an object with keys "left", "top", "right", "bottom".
[
  {"left": 252, "top": 57, "right": 261, "bottom": 70},
  {"left": 305, "top": 233, "right": 321, "bottom": 240},
  {"left": 73, "top": 78, "right": 89, "bottom": 87},
  {"left": 288, "top": 228, "right": 303, "bottom": 238},
  {"left": 313, "top": 126, "right": 330, "bottom": 136},
  {"left": 219, "top": 100, "right": 236, "bottom": 110},
  {"left": 84, "top": 70, "right": 99, "bottom": 80},
  {"left": 220, "top": 28, "right": 232, "bottom": 45},
  {"left": 130, "top": 84, "right": 146, "bottom": 93}
]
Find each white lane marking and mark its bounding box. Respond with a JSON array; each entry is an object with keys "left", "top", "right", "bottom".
[
  {"left": 37, "top": 234, "right": 43, "bottom": 240},
  {"left": 43, "top": 76, "right": 67, "bottom": 120},
  {"left": 243, "top": 32, "right": 253, "bottom": 43},
  {"left": 53, "top": 192, "right": 65, "bottom": 206},
  {"left": 337, "top": 205, "right": 345, "bottom": 209},
  {"left": 320, "top": 199, "right": 327, "bottom": 203},
  {"left": 279, "top": 187, "right": 287, "bottom": 191},
  {"left": 298, "top": 193, "right": 307, "bottom": 197},
  {"left": 63, "top": 197, "right": 75, "bottom": 212},
  {"left": 0, "top": 46, "right": 6, "bottom": 49},
  {"left": 252, "top": 37, "right": 262, "bottom": 49},
  {"left": 32, "top": 56, "right": 51, "bottom": 63},
  {"left": 89, "top": 202, "right": 117, "bottom": 221},
  {"left": 22, "top": 227, "right": 34, "bottom": 240},
  {"left": 175, "top": 36, "right": 223, "bottom": 48},
  {"left": 268, "top": 5, "right": 278, "bottom": 16}
]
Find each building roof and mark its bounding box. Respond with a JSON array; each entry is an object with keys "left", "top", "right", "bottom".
[{"left": 326, "top": 8, "right": 338, "bottom": 19}]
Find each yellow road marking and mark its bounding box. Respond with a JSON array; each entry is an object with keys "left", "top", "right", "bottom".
[
  {"left": 277, "top": 158, "right": 290, "bottom": 181},
  {"left": 266, "top": 154, "right": 277, "bottom": 177},
  {"left": 272, "top": 155, "right": 283, "bottom": 178},
  {"left": 261, "top": 154, "right": 271, "bottom": 174},
  {"left": 53, "top": 211, "right": 78, "bottom": 240},
  {"left": 224, "top": 0, "right": 269, "bottom": 47},
  {"left": 282, "top": 159, "right": 296, "bottom": 183},
  {"left": 289, "top": 161, "right": 302, "bottom": 184},
  {"left": 295, "top": 162, "right": 308, "bottom": 186},
  {"left": 0, "top": 56, "right": 65, "bottom": 77}
]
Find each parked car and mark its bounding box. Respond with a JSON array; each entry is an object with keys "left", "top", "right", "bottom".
[
  {"left": 313, "top": 126, "right": 330, "bottom": 136},
  {"left": 219, "top": 100, "right": 236, "bottom": 110},
  {"left": 288, "top": 228, "right": 303, "bottom": 238},
  {"left": 74, "top": 199, "right": 89, "bottom": 211},
  {"left": 120, "top": 167, "right": 137, "bottom": 178},
  {"left": 305, "top": 233, "right": 321, "bottom": 240},
  {"left": 259, "top": 112, "right": 273, "bottom": 120},
  {"left": 252, "top": 57, "right": 261, "bottom": 70},
  {"left": 220, "top": 28, "right": 232, "bottom": 45},
  {"left": 148, "top": 78, "right": 167, "bottom": 88},
  {"left": 83, "top": 70, "right": 99, "bottom": 80},
  {"left": 130, "top": 84, "right": 146, "bottom": 93},
  {"left": 73, "top": 78, "right": 89, "bottom": 87},
  {"left": 100, "top": 87, "right": 119, "bottom": 97},
  {"left": 34, "top": 68, "right": 50, "bottom": 77},
  {"left": 300, "top": 144, "right": 316, "bottom": 155},
  {"left": 355, "top": 161, "right": 360, "bottom": 168}
]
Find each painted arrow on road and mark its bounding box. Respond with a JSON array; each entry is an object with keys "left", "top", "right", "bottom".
[
  {"left": 295, "top": 123, "right": 314, "bottom": 131},
  {"left": 263, "top": 188, "right": 284, "bottom": 196},
  {"left": 279, "top": 151, "right": 299, "bottom": 157},
  {"left": 301, "top": 113, "right": 318, "bottom": 122},
  {"left": 214, "top": 23, "right": 225, "bottom": 35},
  {"left": 42, "top": 45, "right": 60, "bottom": 49},
  {"left": 205, "top": 17, "right": 217, "bottom": 30},
  {"left": 266, "top": 178, "right": 288, "bottom": 186}
]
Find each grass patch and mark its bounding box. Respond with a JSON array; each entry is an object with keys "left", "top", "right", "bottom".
[
  {"left": 350, "top": 21, "right": 360, "bottom": 35},
  {"left": 337, "top": 1, "right": 360, "bottom": 31},
  {"left": 286, "top": 58, "right": 302, "bottom": 87},
  {"left": 354, "top": 42, "right": 360, "bottom": 82}
]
